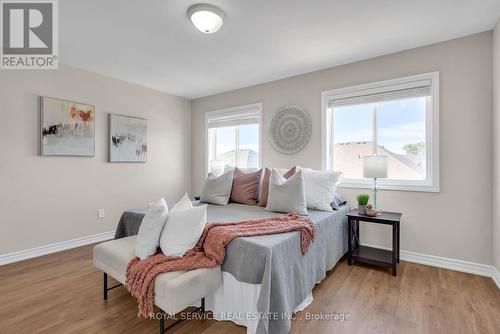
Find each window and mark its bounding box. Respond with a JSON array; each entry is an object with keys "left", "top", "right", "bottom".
[
  {"left": 206, "top": 103, "right": 262, "bottom": 176},
  {"left": 321, "top": 73, "right": 439, "bottom": 192}
]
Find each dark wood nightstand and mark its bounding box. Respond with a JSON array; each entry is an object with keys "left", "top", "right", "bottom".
[{"left": 346, "top": 210, "right": 402, "bottom": 276}]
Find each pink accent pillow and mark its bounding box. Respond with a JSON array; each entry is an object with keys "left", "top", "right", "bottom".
[
  {"left": 230, "top": 168, "right": 263, "bottom": 205},
  {"left": 258, "top": 167, "right": 297, "bottom": 207}
]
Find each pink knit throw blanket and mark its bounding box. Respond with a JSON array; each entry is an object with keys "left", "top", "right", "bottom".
[{"left": 125, "top": 213, "right": 315, "bottom": 317}]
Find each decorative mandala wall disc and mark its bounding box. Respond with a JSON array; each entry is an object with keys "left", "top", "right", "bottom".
[{"left": 269, "top": 105, "right": 311, "bottom": 154}]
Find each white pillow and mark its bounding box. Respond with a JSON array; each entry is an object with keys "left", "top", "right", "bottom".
[
  {"left": 200, "top": 170, "right": 234, "bottom": 205},
  {"left": 160, "top": 204, "right": 207, "bottom": 257},
  {"left": 302, "top": 169, "right": 343, "bottom": 211},
  {"left": 274, "top": 167, "right": 296, "bottom": 175},
  {"left": 171, "top": 192, "right": 193, "bottom": 212},
  {"left": 135, "top": 198, "right": 169, "bottom": 260},
  {"left": 265, "top": 169, "right": 308, "bottom": 216}
]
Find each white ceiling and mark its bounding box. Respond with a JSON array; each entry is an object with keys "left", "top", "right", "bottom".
[{"left": 60, "top": 0, "right": 500, "bottom": 99}]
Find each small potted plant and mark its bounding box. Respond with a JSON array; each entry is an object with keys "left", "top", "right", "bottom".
[{"left": 356, "top": 194, "right": 370, "bottom": 215}]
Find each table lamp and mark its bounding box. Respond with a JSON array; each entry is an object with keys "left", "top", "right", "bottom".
[{"left": 363, "top": 155, "right": 388, "bottom": 209}]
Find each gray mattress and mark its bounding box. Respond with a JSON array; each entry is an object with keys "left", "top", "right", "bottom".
[{"left": 115, "top": 203, "right": 349, "bottom": 334}]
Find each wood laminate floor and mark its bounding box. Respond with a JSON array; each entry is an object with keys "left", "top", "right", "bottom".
[{"left": 0, "top": 244, "right": 499, "bottom": 334}]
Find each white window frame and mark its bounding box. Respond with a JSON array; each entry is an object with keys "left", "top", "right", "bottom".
[
  {"left": 205, "top": 103, "right": 263, "bottom": 176},
  {"left": 321, "top": 72, "right": 439, "bottom": 192}
]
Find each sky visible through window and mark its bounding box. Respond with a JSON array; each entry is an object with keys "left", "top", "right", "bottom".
[
  {"left": 333, "top": 97, "right": 426, "bottom": 154},
  {"left": 239, "top": 124, "right": 259, "bottom": 151},
  {"left": 216, "top": 126, "right": 236, "bottom": 154},
  {"left": 216, "top": 124, "right": 258, "bottom": 153}
]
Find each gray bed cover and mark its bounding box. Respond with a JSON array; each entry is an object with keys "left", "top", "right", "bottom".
[{"left": 115, "top": 203, "right": 349, "bottom": 334}]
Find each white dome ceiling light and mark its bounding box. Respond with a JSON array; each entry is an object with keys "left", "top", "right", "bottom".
[{"left": 188, "top": 4, "right": 225, "bottom": 34}]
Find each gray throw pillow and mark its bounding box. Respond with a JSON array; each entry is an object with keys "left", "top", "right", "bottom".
[
  {"left": 265, "top": 169, "right": 308, "bottom": 216},
  {"left": 331, "top": 191, "right": 347, "bottom": 210},
  {"left": 200, "top": 170, "right": 234, "bottom": 205}
]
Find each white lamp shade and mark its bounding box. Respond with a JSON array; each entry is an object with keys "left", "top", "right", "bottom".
[{"left": 363, "top": 155, "right": 388, "bottom": 178}]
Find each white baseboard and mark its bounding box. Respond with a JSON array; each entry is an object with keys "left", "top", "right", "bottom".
[
  {"left": 362, "top": 243, "right": 500, "bottom": 289},
  {"left": 492, "top": 267, "right": 500, "bottom": 289},
  {"left": 0, "top": 231, "right": 115, "bottom": 266}
]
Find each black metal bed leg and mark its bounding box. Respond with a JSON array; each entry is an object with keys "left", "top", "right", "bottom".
[
  {"left": 157, "top": 299, "right": 205, "bottom": 334},
  {"left": 103, "top": 272, "right": 108, "bottom": 300},
  {"left": 159, "top": 309, "right": 166, "bottom": 334},
  {"left": 102, "top": 272, "right": 123, "bottom": 300},
  {"left": 159, "top": 311, "right": 165, "bottom": 334},
  {"left": 200, "top": 297, "right": 205, "bottom": 313}
]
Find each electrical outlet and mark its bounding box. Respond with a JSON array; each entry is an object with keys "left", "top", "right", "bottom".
[{"left": 97, "top": 209, "right": 105, "bottom": 219}]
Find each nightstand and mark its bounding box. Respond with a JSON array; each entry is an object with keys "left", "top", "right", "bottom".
[{"left": 346, "top": 210, "right": 402, "bottom": 276}]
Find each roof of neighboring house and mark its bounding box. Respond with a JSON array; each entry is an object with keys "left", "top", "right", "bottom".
[
  {"left": 217, "top": 149, "right": 258, "bottom": 168},
  {"left": 334, "top": 141, "right": 425, "bottom": 180}
]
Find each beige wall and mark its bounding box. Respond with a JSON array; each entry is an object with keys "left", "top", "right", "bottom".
[
  {"left": 0, "top": 65, "right": 191, "bottom": 255},
  {"left": 192, "top": 32, "right": 494, "bottom": 265},
  {"left": 493, "top": 21, "right": 500, "bottom": 271}
]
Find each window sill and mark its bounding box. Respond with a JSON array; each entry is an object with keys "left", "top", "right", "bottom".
[{"left": 338, "top": 180, "right": 439, "bottom": 193}]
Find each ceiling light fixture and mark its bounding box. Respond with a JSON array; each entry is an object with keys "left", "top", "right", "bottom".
[{"left": 188, "top": 4, "right": 225, "bottom": 34}]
